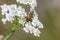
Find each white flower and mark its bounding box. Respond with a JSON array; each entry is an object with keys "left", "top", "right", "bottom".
[
  {"left": 23, "top": 22, "right": 30, "bottom": 33},
  {"left": 33, "top": 28, "right": 41, "bottom": 37},
  {"left": 25, "top": 22, "right": 35, "bottom": 33},
  {"left": 1, "top": 4, "right": 17, "bottom": 16},
  {"left": 22, "top": 10, "right": 43, "bottom": 37},
  {"left": 32, "top": 19, "right": 43, "bottom": 28},
  {"left": 16, "top": 0, "right": 31, "bottom": 4},
  {"left": 23, "top": 26, "right": 35, "bottom": 33},
  {"left": 1, "top": 4, "right": 27, "bottom": 23},
  {"left": 23, "top": 20, "right": 43, "bottom": 37},
  {"left": 16, "top": 0, "right": 37, "bottom": 10},
  {"left": 30, "top": 0, "right": 37, "bottom": 10},
  {"left": 23, "top": 22, "right": 41, "bottom": 37},
  {"left": 16, "top": 6, "right": 27, "bottom": 18},
  {"left": 32, "top": 10, "right": 43, "bottom": 28},
  {"left": 36, "top": 20, "right": 43, "bottom": 28},
  {"left": 23, "top": 22, "right": 35, "bottom": 33},
  {"left": 2, "top": 18, "right": 7, "bottom": 24},
  {"left": 8, "top": 4, "right": 17, "bottom": 16},
  {"left": 5, "top": 14, "right": 14, "bottom": 22},
  {"left": 1, "top": 0, "right": 43, "bottom": 37},
  {"left": 19, "top": 18, "right": 26, "bottom": 26},
  {"left": 1, "top": 4, "right": 9, "bottom": 15}
]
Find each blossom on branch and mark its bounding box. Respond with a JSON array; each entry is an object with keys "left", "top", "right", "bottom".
[{"left": 1, "top": 0, "right": 43, "bottom": 37}]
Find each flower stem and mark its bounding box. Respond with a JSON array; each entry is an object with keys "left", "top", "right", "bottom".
[
  {"left": 4, "top": 16, "right": 20, "bottom": 40},
  {"left": 4, "top": 26, "right": 16, "bottom": 40}
]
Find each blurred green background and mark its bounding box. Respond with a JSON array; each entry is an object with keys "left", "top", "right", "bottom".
[{"left": 0, "top": 0, "right": 60, "bottom": 40}]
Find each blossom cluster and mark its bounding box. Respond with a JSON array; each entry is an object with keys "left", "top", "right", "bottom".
[
  {"left": 16, "top": 0, "right": 37, "bottom": 10},
  {"left": 1, "top": 4, "right": 27, "bottom": 24},
  {"left": 1, "top": 0, "right": 43, "bottom": 37}
]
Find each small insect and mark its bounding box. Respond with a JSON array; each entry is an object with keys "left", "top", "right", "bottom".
[
  {"left": 25, "top": 12, "right": 33, "bottom": 22},
  {"left": 25, "top": 15, "right": 32, "bottom": 22}
]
